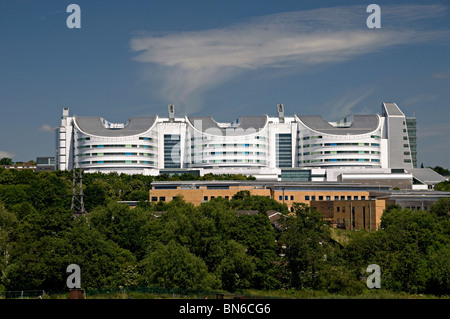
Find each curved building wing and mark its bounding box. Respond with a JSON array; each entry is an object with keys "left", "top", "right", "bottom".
[
  {"left": 186, "top": 115, "right": 270, "bottom": 168},
  {"left": 295, "top": 114, "right": 383, "bottom": 168},
  {"left": 71, "top": 116, "right": 159, "bottom": 171}
]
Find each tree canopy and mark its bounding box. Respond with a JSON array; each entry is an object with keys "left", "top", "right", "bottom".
[{"left": 0, "top": 168, "right": 448, "bottom": 296}]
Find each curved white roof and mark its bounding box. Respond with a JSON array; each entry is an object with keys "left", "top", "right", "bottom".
[
  {"left": 74, "top": 116, "right": 157, "bottom": 137},
  {"left": 186, "top": 115, "right": 268, "bottom": 136},
  {"left": 296, "top": 114, "right": 380, "bottom": 135}
]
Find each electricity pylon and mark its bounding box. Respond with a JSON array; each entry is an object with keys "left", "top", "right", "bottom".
[{"left": 71, "top": 165, "right": 86, "bottom": 215}]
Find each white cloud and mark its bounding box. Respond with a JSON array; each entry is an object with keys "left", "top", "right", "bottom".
[
  {"left": 130, "top": 4, "right": 449, "bottom": 114},
  {"left": 0, "top": 151, "right": 15, "bottom": 159},
  {"left": 39, "top": 124, "right": 54, "bottom": 132},
  {"left": 403, "top": 94, "right": 438, "bottom": 106},
  {"left": 432, "top": 70, "right": 450, "bottom": 79},
  {"left": 418, "top": 123, "right": 450, "bottom": 139},
  {"left": 324, "top": 89, "right": 375, "bottom": 120}
]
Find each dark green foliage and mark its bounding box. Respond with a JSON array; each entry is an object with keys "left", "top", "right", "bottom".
[
  {"left": 140, "top": 240, "right": 220, "bottom": 291},
  {"left": 279, "top": 203, "right": 336, "bottom": 290},
  {"left": 430, "top": 166, "right": 450, "bottom": 176},
  {"left": 0, "top": 158, "right": 14, "bottom": 165},
  {"left": 0, "top": 168, "right": 448, "bottom": 296},
  {"left": 343, "top": 204, "right": 450, "bottom": 295},
  {"left": 435, "top": 180, "right": 450, "bottom": 192},
  {"left": 88, "top": 202, "right": 155, "bottom": 259}
]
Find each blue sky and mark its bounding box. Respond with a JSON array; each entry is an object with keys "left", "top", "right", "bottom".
[{"left": 0, "top": 0, "right": 449, "bottom": 167}]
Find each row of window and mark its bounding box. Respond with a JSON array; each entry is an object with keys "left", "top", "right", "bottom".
[
  {"left": 301, "top": 142, "right": 380, "bottom": 148},
  {"left": 280, "top": 195, "right": 368, "bottom": 201},
  {"left": 80, "top": 160, "right": 155, "bottom": 164},
  {"left": 77, "top": 152, "right": 155, "bottom": 157},
  {"left": 77, "top": 136, "right": 156, "bottom": 142},
  {"left": 301, "top": 135, "right": 322, "bottom": 140},
  {"left": 78, "top": 144, "right": 155, "bottom": 149},
  {"left": 191, "top": 151, "right": 267, "bottom": 156},
  {"left": 302, "top": 151, "right": 380, "bottom": 156},
  {"left": 191, "top": 136, "right": 267, "bottom": 141},
  {"left": 151, "top": 194, "right": 369, "bottom": 203},
  {"left": 191, "top": 159, "right": 267, "bottom": 164},
  {"left": 151, "top": 195, "right": 237, "bottom": 202},
  {"left": 193, "top": 143, "right": 267, "bottom": 148},
  {"left": 299, "top": 135, "right": 381, "bottom": 141},
  {"left": 300, "top": 159, "right": 379, "bottom": 163}
]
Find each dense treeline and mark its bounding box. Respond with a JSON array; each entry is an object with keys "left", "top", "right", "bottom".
[{"left": 0, "top": 168, "right": 449, "bottom": 296}]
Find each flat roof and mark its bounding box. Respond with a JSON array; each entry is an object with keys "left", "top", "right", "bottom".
[
  {"left": 406, "top": 168, "right": 447, "bottom": 184},
  {"left": 371, "top": 190, "right": 450, "bottom": 200},
  {"left": 151, "top": 180, "right": 391, "bottom": 191},
  {"left": 382, "top": 102, "right": 405, "bottom": 116}
]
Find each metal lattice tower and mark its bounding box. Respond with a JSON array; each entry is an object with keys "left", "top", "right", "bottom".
[{"left": 71, "top": 166, "right": 86, "bottom": 215}]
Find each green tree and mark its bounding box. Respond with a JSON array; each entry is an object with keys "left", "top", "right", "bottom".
[
  {"left": 0, "top": 184, "right": 30, "bottom": 207},
  {"left": 0, "top": 158, "right": 13, "bottom": 165},
  {"left": 215, "top": 240, "right": 256, "bottom": 292},
  {"left": 429, "top": 197, "right": 450, "bottom": 218},
  {"left": 279, "top": 203, "right": 335, "bottom": 289},
  {"left": 0, "top": 202, "right": 17, "bottom": 290},
  {"left": 232, "top": 190, "right": 250, "bottom": 201},
  {"left": 62, "top": 217, "right": 136, "bottom": 289},
  {"left": 232, "top": 212, "right": 280, "bottom": 289},
  {"left": 84, "top": 180, "right": 108, "bottom": 211},
  {"left": 27, "top": 171, "right": 71, "bottom": 211},
  {"left": 89, "top": 201, "right": 154, "bottom": 259},
  {"left": 435, "top": 180, "right": 450, "bottom": 192},
  {"left": 430, "top": 166, "right": 450, "bottom": 176},
  {"left": 16, "top": 206, "right": 73, "bottom": 239},
  {"left": 343, "top": 206, "right": 450, "bottom": 295},
  {"left": 3, "top": 235, "right": 71, "bottom": 291},
  {"left": 140, "top": 240, "right": 220, "bottom": 291}
]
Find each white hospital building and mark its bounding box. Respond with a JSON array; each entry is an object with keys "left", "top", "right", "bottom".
[{"left": 56, "top": 102, "right": 445, "bottom": 189}]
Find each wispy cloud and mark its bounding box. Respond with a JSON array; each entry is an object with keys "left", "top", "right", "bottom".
[
  {"left": 39, "top": 124, "right": 54, "bottom": 132},
  {"left": 432, "top": 70, "right": 450, "bottom": 79},
  {"left": 0, "top": 151, "right": 15, "bottom": 159},
  {"left": 418, "top": 123, "right": 450, "bottom": 139},
  {"left": 404, "top": 94, "right": 438, "bottom": 106},
  {"left": 325, "top": 89, "right": 375, "bottom": 120},
  {"left": 130, "top": 4, "right": 449, "bottom": 114}
]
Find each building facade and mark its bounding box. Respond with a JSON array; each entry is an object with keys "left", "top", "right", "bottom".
[
  {"left": 310, "top": 199, "right": 388, "bottom": 231},
  {"left": 146, "top": 181, "right": 450, "bottom": 230},
  {"left": 56, "top": 102, "right": 417, "bottom": 180},
  {"left": 148, "top": 180, "right": 391, "bottom": 211}
]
